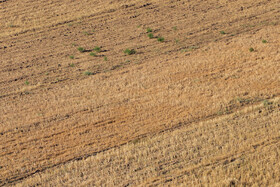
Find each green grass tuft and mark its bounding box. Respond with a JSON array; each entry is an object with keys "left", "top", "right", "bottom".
[
  {"left": 94, "top": 46, "right": 101, "bottom": 52},
  {"left": 157, "top": 37, "right": 164, "bottom": 42},
  {"left": 83, "top": 31, "right": 89, "bottom": 35},
  {"left": 77, "top": 47, "right": 85, "bottom": 52},
  {"left": 263, "top": 99, "right": 273, "bottom": 107},
  {"left": 148, "top": 33, "right": 154, "bottom": 39},
  {"left": 24, "top": 80, "right": 29, "bottom": 85},
  {"left": 90, "top": 52, "right": 97, "bottom": 57},
  {"left": 146, "top": 28, "right": 152, "bottom": 33},
  {"left": 124, "top": 49, "right": 136, "bottom": 55},
  {"left": 84, "top": 71, "right": 93, "bottom": 76}
]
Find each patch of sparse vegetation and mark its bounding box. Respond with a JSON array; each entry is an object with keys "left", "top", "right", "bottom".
[
  {"left": 172, "top": 26, "right": 177, "bottom": 31},
  {"left": 188, "top": 45, "right": 199, "bottom": 51},
  {"left": 90, "top": 52, "right": 97, "bottom": 57},
  {"left": 219, "top": 106, "right": 232, "bottom": 115},
  {"left": 148, "top": 33, "right": 154, "bottom": 39},
  {"left": 23, "top": 91, "right": 30, "bottom": 95},
  {"left": 124, "top": 49, "right": 136, "bottom": 55},
  {"left": 104, "top": 56, "right": 108, "bottom": 61},
  {"left": 249, "top": 47, "right": 254, "bottom": 52},
  {"left": 224, "top": 106, "right": 231, "bottom": 114},
  {"left": 236, "top": 97, "right": 251, "bottom": 105},
  {"left": 111, "top": 60, "right": 131, "bottom": 70},
  {"left": 69, "top": 55, "right": 74, "bottom": 59},
  {"left": 72, "top": 43, "right": 77, "bottom": 47},
  {"left": 78, "top": 47, "right": 85, "bottom": 52},
  {"left": 111, "top": 64, "right": 123, "bottom": 70},
  {"left": 146, "top": 27, "right": 152, "bottom": 33},
  {"left": 83, "top": 31, "right": 89, "bottom": 35},
  {"left": 131, "top": 138, "right": 141, "bottom": 145},
  {"left": 263, "top": 99, "right": 273, "bottom": 107},
  {"left": 24, "top": 80, "right": 29, "bottom": 85},
  {"left": 262, "top": 40, "right": 267, "bottom": 43},
  {"left": 94, "top": 46, "right": 101, "bottom": 52},
  {"left": 157, "top": 37, "right": 164, "bottom": 42},
  {"left": 220, "top": 31, "right": 226, "bottom": 34},
  {"left": 9, "top": 24, "right": 17, "bottom": 28},
  {"left": 69, "top": 63, "right": 75, "bottom": 67},
  {"left": 84, "top": 71, "right": 93, "bottom": 76}
]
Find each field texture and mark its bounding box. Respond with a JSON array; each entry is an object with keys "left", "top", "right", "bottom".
[{"left": 0, "top": 0, "right": 280, "bottom": 186}]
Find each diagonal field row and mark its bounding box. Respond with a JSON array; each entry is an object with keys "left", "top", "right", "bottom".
[
  {"left": 15, "top": 97, "right": 280, "bottom": 186},
  {"left": 0, "top": 0, "right": 280, "bottom": 185}
]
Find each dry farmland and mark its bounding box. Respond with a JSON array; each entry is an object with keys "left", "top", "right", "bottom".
[{"left": 0, "top": 0, "right": 280, "bottom": 186}]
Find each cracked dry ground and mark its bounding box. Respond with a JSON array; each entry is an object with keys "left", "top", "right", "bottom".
[{"left": 0, "top": 0, "right": 280, "bottom": 186}]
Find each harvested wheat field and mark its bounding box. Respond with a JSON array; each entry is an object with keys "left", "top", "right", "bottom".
[{"left": 0, "top": 0, "right": 279, "bottom": 186}]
